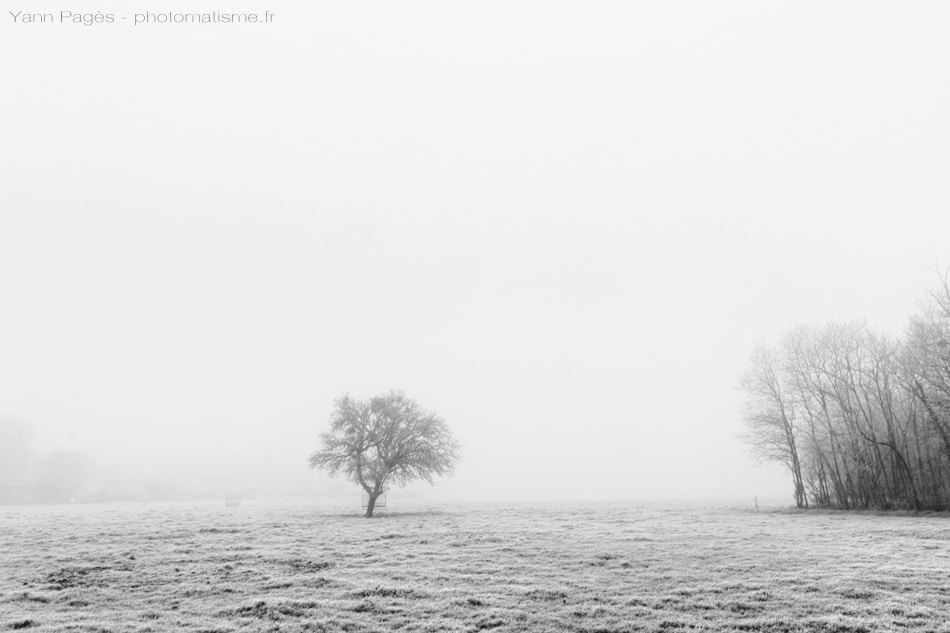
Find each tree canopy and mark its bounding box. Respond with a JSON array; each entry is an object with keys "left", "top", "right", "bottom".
[{"left": 308, "top": 391, "right": 460, "bottom": 517}]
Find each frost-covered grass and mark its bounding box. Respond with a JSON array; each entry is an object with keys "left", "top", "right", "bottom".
[{"left": 3, "top": 499, "right": 950, "bottom": 632}]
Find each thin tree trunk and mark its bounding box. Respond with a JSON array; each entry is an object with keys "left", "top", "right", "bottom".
[{"left": 365, "top": 492, "right": 379, "bottom": 518}]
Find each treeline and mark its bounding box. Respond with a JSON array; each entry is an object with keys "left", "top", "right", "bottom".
[
  {"left": 742, "top": 275, "right": 950, "bottom": 511},
  {"left": 0, "top": 420, "right": 95, "bottom": 504}
]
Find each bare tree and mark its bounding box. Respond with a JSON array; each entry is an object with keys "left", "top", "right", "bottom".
[
  {"left": 308, "top": 391, "right": 460, "bottom": 517},
  {"left": 741, "top": 344, "right": 808, "bottom": 508},
  {"left": 902, "top": 269, "right": 950, "bottom": 506},
  {"left": 781, "top": 325, "right": 844, "bottom": 507}
]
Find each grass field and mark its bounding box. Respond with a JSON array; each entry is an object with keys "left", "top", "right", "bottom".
[{"left": 2, "top": 499, "right": 950, "bottom": 632}]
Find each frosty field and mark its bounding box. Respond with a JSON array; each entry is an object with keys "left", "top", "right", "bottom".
[{"left": 2, "top": 500, "right": 950, "bottom": 633}]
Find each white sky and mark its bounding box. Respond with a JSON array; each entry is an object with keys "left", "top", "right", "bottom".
[{"left": 2, "top": 1, "right": 949, "bottom": 503}]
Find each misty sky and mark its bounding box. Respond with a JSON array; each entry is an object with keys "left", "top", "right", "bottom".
[{"left": 2, "top": 1, "right": 950, "bottom": 503}]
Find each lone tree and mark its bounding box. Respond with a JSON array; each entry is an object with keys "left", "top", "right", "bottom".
[{"left": 308, "top": 391, "right": 460, "bottom": 517}]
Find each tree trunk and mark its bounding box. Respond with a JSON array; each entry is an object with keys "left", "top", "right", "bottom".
[{"left": 364, "top": 492, "right": 379, "bottom": 518}]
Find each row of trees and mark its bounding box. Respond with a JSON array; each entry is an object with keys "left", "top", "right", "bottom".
[
  {"left": 0, "top": 420, "right": 92, "bottom": 503},
  {"left": 742, "top": 275, "right": 950, "bottom": 510}
]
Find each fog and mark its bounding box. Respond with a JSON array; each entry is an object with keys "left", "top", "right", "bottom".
[{"left": 2, "top": 2, "right": 949, "bottom": 505}]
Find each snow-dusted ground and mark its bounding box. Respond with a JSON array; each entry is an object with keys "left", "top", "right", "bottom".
[{"left": 2, "top": 499, "right": 949, "bottom": 632}]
